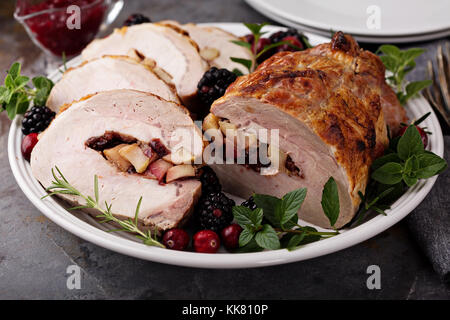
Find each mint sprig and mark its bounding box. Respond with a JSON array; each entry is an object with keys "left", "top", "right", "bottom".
[
  {"left": 371, "top": 125, "right": 447, "bottom": 187},
  {"left": 230, "top": 23, "right": 307, "bottom": 74},
  {"left": 233, "top": 186, "right": 339, "bottom": 252},
  {"left": 0, "top": 62, "right": 54, "bottom": 120},
  {"left": 377, "top": 45, "right": 431, "bottom": 105}
]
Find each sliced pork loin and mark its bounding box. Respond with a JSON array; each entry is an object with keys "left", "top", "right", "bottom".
[
  {"left": 161, "top": 21, "right": 254, "bottom": 74},
  {"left": 81, "top": 23, "right": 208, "bottom": 109},
  {"left": 47, "top": 55, "right": 180, "bottom": 112},
  {"left": 31, "top": 89, "right": 203, "bottom": 232},
  {"left": 207, "top": 32, "right": 389, "bottom": 229}
]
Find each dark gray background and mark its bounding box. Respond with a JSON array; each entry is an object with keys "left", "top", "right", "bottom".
[{"left": 0, "top": 0, "right": 449, "bottom": 299}]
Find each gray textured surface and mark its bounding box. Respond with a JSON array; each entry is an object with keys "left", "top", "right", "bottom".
[
  {"left": 0, "top": 0, "right": 449, "bottom": 299},
  {"left": 406, "top": 137, "right": 450, "bottom": 283}
]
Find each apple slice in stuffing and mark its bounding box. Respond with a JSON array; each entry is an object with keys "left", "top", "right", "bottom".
[
  {"left": 166, "top": 164, "right": 196, "bottom": 183},
  {"left": 103, "top": 144, "right": 132, "bottom": 172},
  {"left": 118, "top": 143, "right": 150, "bottom": 173}
]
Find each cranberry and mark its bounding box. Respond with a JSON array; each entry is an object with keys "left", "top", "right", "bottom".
[
  {"left": 277, "top": 36, "right": 304, "bottom": 53},
  {"left": 162, "top": 228, "right": 190, "bottom": 251},
  {"left": 251, "top": 37, "right": 271, "bottom": 55},
  {"left": 193, "top": 230, "right": 220, "bottom": 253},
  {"left": 220, "top": 224, "right": 243, "bottom": 250},
  {"left": 21, "top": 133, "right": 39, "bottom": 161},
  {"left": 398, "top": 125, "right": 428, "bottom": 148}
]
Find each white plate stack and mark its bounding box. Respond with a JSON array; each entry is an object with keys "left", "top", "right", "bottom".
[{"left": 246, "top": 0, "right": 450, "bottom": 43}]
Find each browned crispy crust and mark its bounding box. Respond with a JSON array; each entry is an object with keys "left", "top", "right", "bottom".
[{"left": 213, "top": 32, "right": 389, "bottom": 202}]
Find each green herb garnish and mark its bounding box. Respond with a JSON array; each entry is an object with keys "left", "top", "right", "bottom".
[
  {"left": 233, "top": 183, "right": 340, "bottom": 252},
  {"left": 43, "top": 166, "right": 165, "bottom": 248},
  {"left": 377, "top": 45, "right": 432, "bottom": 105},
  {"left": 230, "top": 23, "right": 307, "bottom": 74},
  {"left": 0, "top": 62, "right": 54, "bottom": 120}
]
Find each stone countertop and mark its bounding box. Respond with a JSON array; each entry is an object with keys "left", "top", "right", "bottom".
[{"left": 0, "top": 0, "right": 449, "bottom": 299}]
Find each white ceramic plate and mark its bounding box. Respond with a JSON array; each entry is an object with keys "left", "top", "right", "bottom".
[
  {"left": 246, "top": 0, "right": 450, "bottom": 42},
  {"left": 8, "top": 23, "right": 444, "bottom": 268},
  {"left": 247, "top": 1, "right": 450, "bottom": 43}
]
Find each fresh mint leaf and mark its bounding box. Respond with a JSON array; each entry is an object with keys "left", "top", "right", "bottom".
[
  {"left": 230, "top": 57, "right": 252, "bottom": 72},
  {"left": 8, "top": 62, "right": 20, "bottom": 80},
  {"left": 4, "top": 74, "right": 14, "bottom": 89},
  {"left": 397, "top": 125, "right": 424, "bottom": 160},
  {"left": 286, "top": 232, "right": 306, "bottom": 249},
  {"left": 377, "top": 44, "right": 402, "bottom": 58},
  {"left": 32, "top": 76, "right": 54, "bottom": 106},
  {"left": 232, "top": 206, "right": 254, "bottom": 227},
  {"left": 230, "top": 40, "right": 252, "bottom": 49},
  {"left": 321, "top": 177, "right": 340, "bottom": 227},
  {"left": 377, "top": 45, "right": 429, "bottom": 104},
  {"left": 416, "top": 153, "right": 447, "bottom": 178},
  {"left": 402, "top": 174, "right": 418, "bottom": 187},
  {"left": 404, "top": 155, "right": 419, "bottom": 173},
  {"left": 232, "top": 206, "right": 263, "bottom": 230},
  {"left": 243, "top": 22, "right": 268, "bottom": 35},
  {"left": 405, "top": 80, "right": 432, "bottom": 100},
  {"left": 371, "top": 153, "right": 403, "bottom": 171},
  {"left": 371, "top": 162, "right": 404, "bottom": 185},
  {"left": 254, "top": 224, "right": 280, "bottom": 250},
  {"left": 239, "top": 226, "right": 255, "bottom": 247},
  {"left": 279, "top": 188, "right": 307, "bottom": 227},
  {"left": 253, "top": 193, "right": 281, "bottom": 226},
  {"left": 14, "top": 75, "right": 29, "bottom": 89}
]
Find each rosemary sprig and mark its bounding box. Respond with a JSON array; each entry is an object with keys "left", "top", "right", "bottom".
[{"left": 42, "top": 166, "right": 165, "bottom": 248}]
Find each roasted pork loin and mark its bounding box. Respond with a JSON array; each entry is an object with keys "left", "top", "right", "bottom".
[
  {"left": 160, "top": 21, "right": 254, "bottom": 74},
  {"left": 82, "top": 23, "right": 208, "bottom": 108},
  {"left": 32, "top": 90, "right": 203, "bottom": 232},
  {"left": 207, "top": 32, "right": 391, "bottom": 229},
  {"left": 47, "top": 55, "right": 180, "bottom": 112}
]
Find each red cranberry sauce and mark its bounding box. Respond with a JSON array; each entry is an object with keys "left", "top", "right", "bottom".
[{"left": 20, "top": 0, "right": 106, "bottom": 56}]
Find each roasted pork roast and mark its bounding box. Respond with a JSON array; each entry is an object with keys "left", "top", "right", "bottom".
[
  {"left": 81, "top": 23, "right": 208, "bottom": 108},
  {"left": 47, "top": 55, "right": 180, "bottom": 112},
  {"left": 206, "top": 32, "right": 392, "bottom": 229},
  {"left": 32, "top": 90, "right": 203, "bottom": 232}
]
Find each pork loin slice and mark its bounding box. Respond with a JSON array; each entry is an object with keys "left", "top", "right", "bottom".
[
  {"left": 81, "top": 23, "right": 208, "bottom": 107},
  {"left": 47, "top": 55, "right": 180, "bottom": 112},
  {"left": 209, "top": 32, "right": 389, "bottom": 229},
  {"left": 31, "top": 89, "right": 203, "bottom": 232},
  {"left": 161, "top": 21, "right": 254, "bottom": 74}
]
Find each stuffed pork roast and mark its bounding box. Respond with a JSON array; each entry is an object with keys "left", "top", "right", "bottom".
[
  {"left": 81, "top": 23, "right": 208, "bottom": 108},
  {"left": 47, "top": 55, "right": 180, "bottom": 112},
  {"left": 31, "top": 90, "right": 203, "bottom": 232},
  {"left": 205, "top": 32, "right": 391, "bottom": 229},
  {"left": 160, "top": 21, "right": 254, "bottom": 74}
]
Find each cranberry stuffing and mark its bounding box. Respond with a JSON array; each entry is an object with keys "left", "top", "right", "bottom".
[
  {"left": 193, "top": 230, "right": 220, "bottom": 253},
  {"left": 220, "top": 224, "right": 243, "bottom": 250},
  {"left": 277, "top": 36, "right": 304, "bottom": 53},
  {"left": 398, "top": 125, "right": 428, "bottom": 148},
  {"left": 162, "top": 228, "right": 190, "bottom": 251},
  {"left": 21, "top": 133, "right": 39, "bottom": 161}
]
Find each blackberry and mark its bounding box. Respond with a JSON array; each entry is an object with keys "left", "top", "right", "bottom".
[
  {"left": 196, "top": 192, "right": 235, "bottom": 232},
  {"left": 21, "top": 106, "right": 55, "bottom": 135},
  {"left": 241, "top": 196, "right": 257, "bottom": 210},
  {"left": 123, "top": 14, "right": 151, "bottom": 26},
  {"left": 197, "top": 67, "right": 237, "bottom": 108},
  {"left": 199, "top": 166, "right": 222, "bottom": 195},
  {"left": 269, "top": 28, "right": 306, "bottom": 45}
]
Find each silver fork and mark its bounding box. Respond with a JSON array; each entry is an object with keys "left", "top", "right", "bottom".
[{"left": 423, "top": 42, "right": 450, "bottom": 128}]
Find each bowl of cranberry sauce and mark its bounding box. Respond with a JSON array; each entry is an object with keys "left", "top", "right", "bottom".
[{"left": 14, "top": 0, "right": 122, "bottom": 57}]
